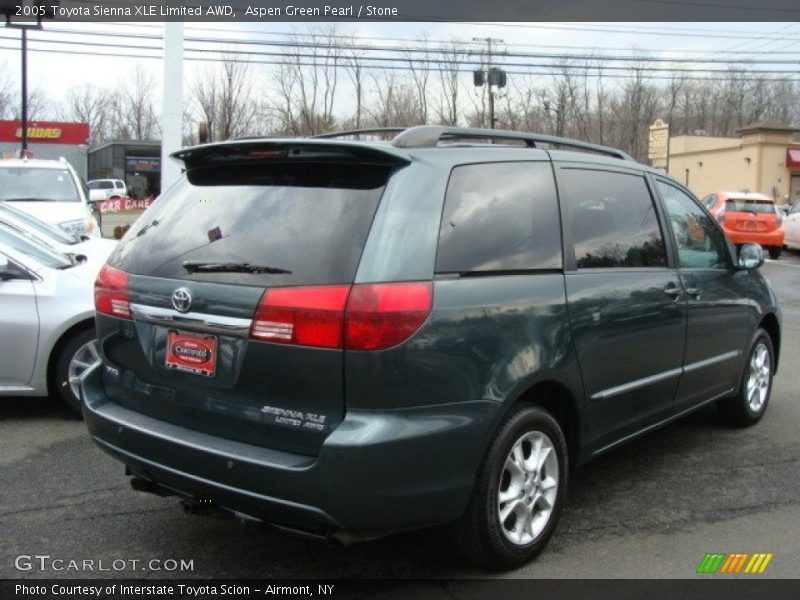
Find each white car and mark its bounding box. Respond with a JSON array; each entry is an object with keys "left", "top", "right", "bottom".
[
  {"left": 784, "top": 202, "right": 800, "bottom": 251},
  {"left": 0, "top": 225, "right": 102, "bottom": 413},
  {"left": 0, "top": 201, "right": 117, "bottom": 262},
  {"left": 0, "top": 157, "right": 100, "bottom": 239},
  {"left": 87, "top": 178, "right": 127, "bottom": 202}
]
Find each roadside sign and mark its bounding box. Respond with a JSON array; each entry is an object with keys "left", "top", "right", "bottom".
[{"left": 649, "top": 119, "right": 670, "bottom": 167}]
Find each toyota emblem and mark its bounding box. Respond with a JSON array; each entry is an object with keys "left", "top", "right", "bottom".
[{"left": 171, "top": 288, "right": 193, "bottom": 313}]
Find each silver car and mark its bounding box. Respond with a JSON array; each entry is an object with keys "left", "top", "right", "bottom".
[
  {"left": 0, "top": 225, "right": 101, "bottom": 413},
  {"left": 0, "top": 201, "right": 117, "bottom": 262}
]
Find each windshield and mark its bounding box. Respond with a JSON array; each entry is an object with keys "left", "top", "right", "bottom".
[
  {"left": 0, "top": 167, "right": 80, "bottom": 202},
  {"left": 0, "top": 224, "right": 73, "bottom": 269},
  {"left": 725, "top": 199, "right": 776, "bottom": 214},
  {"left": 0, "top": 202, "right": 78, "bottom": 245},
  {"left": 109, "top": 161, "right": 392, "bottom": 286},
  {"left": 89, "top": 180, "right": 113, "bottom": 190}
]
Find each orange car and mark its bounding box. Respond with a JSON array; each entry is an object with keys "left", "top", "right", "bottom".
[{"left": 701, "top": 191, "right": 785, "bottom": 259}]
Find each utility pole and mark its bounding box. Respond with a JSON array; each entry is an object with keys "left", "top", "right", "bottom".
[{"left": 472, "top": 37, "right": 505, "bottom": 129}]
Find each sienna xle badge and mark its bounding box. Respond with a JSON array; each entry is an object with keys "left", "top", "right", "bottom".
[{"left": 82, "top": 126, "right": 780, "bottom": 568}]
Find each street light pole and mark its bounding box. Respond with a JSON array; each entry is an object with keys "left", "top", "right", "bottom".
[
  {"left": 2, "top": 1, "right": 58, "bottom": 158},
  {"left": 20, "top": 26, "right": 27, "bottom": 152}
]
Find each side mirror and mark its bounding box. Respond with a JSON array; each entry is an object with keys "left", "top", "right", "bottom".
[{"left": 738, "top": 243, "right": 764, "bottom": 270}]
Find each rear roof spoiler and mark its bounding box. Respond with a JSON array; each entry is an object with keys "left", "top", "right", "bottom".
[{"left": 171, "top": 139, "right": 410, "bottom": 170}]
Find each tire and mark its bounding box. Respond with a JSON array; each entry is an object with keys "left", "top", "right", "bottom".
[
  {"left": 451, "top": 405, "right": 568, "bottom": 569},
  {"left": 717, "top": 329, "right": 774, "bottom": 427},
  {"left": 768, "top": 247, "right": 782, "bottom": 260},
  {"left": 54, "top": 328, "right": 100, "bottom": 415}
]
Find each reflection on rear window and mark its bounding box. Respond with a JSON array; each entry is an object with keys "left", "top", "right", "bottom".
[
  {"left": 725, "top": 199, "right": 776, "bottom": 214},
  {"left": 109, "top": 162, "right": 393, "bottom": 286}
]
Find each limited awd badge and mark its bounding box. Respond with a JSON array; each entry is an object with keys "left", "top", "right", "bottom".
[{"left": 171, "top": 287, "right": 193, "bottom": 313}]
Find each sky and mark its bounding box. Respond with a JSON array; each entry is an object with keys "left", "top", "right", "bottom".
[{"left": 1, "top": 21, "right": 799, "bottom": 119}]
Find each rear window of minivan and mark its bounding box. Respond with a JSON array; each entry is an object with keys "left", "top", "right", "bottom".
[{"left": 108, "top": 161, "right": 393, "bottom": 287}]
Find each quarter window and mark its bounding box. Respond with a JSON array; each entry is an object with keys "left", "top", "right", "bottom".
[
  {"left": 657, "top": 180, "right": 728, "bottom": 269},
  {"left": 435, "top": 162, "right": 562, "bottom": 273},
  {"left": 562, "top": 169, "right": 666, "bottom": 269}
]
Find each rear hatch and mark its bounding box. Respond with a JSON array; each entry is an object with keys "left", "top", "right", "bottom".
[
  {"left": 95, "top": 142, "right": 407, "bottom": 456},
  {"left": 721, "top": 197, "right": 781, "bottom": 233}
]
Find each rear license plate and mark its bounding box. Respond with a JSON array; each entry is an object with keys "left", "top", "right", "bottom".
[
  {"left": 744, "top": 221, "right": 756, "bottom": 230},
  {"left": 165, "top": 330, "right": 217, "bottom": 377}
]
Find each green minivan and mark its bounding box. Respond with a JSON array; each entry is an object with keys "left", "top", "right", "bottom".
[{"left": 82, "top": 126, "right": 781, "bottom": 568}]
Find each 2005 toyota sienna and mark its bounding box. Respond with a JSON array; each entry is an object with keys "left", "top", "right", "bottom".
[{"left": 82, "top": 125, "right": 781, "bottom": 568}]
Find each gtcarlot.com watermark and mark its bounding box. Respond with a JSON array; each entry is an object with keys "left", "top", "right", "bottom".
[{"left": 14, "top": 554, "right": 194, "bottom": 573}]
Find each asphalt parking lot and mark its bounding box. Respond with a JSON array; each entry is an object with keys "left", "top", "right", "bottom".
[{"left": 2, "top": 255, "right": 800, "bottom": 581}]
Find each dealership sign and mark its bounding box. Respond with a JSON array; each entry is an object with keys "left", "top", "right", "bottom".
[
  {"left": 0, "top": 120, "right": 90, "bottom": 145},
  {"left": 97, "top": 197, "right": 154, "bottom": 213}
]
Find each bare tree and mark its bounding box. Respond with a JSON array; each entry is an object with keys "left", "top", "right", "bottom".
[
  {"left": 404, "top": 36, "right": 431, "bottom": 123},
  {"left": 108, "top": 66, "right": 159, "bottom": 140},
  {"left": 270, "top": 27, "right": 340, "bottom": 135},
  {"left": 0, "top": 66, "right": 15, "bottom": 118},
  {"left": 433, "top": 42, "right": 465, "bottom": 126},
  {"left": 365, "top": 71, "right": 423, "bottom": 128},
  {"left": 63, "top": 84, "right": 110, "bottom": 144},
  {"left": 341, "top": 35, "right": 365, "bottom": 129}
]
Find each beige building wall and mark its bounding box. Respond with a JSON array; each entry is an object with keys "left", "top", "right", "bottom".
[{"left": 666, "top": 125, "right": 800, "bottom": 205}]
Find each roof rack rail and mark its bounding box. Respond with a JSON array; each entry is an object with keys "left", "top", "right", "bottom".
[
  {"left": 311, "top": 128, "right": 408, "bottom": 140},
  {"left": 390, "top": 125, "right": 635, "bottom": 162}
]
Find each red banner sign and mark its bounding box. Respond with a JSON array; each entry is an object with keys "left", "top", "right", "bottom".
[
  {"left": 0, "top": 120, "right": 90, "bottom": 145},
  {"left": 98, "top": 197, "right": 155, "bottom": 213}
]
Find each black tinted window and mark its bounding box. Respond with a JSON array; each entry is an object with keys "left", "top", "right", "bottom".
[
  {"left": 563, "top": 169, "right": 666, "bottom": 269},
  {"left": 724, "top": 198, "right": 776, "bottom": 214},
  {"left": 435, "top": 162, "right": 561, "bottom": 273},
  {"left": 108, "top": 161, "right": 391, "bottom": 286}
]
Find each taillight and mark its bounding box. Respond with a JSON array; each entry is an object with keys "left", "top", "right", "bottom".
[
  {"left": 249, "top": 281, "right": 433, "bottom": 351},
  {"left": 94, "top": 264, "right": 131, "bottom": 319},
  {"left": 345, "top": 282, "right": 433, "bottom": 351},
  {"left": 250, "top": 285, "right": 350, "bottom": 348}
]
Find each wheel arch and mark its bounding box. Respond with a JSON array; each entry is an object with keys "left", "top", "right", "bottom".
[
  {"left": 759, "top": 312, "right": 780, "bottom": 373},
  {"left": 505, "top": 379, "right": 582, "bottom": 469}
]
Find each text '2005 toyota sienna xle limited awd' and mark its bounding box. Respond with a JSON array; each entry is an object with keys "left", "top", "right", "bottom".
[{"left": 82, "top": 126, "right": 781, "bottom": 569}]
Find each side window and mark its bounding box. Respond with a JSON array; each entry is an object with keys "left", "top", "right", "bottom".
[
  {"left": 790, "top": 202, "right": 800, "bottom": 215},
  {"left": 561, "top": 169, "right": 666, "bottom": 269},
  {"left": 656, "top": 180, "right": 729, "bottom": 270},
  {"left": 435, "top": 162, "right": 561, "bottom": 273}
]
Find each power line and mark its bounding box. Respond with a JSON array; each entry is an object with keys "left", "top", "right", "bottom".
[
  {"left": 1, "top": 40, "right": 798, "bottom": 83},
  {"left": 9, "top": 25, "right": 800, "bottom": 67},
  {"left": 97, "top": 20, "right": 800, "bottom": 56},
  {"left": 2, "top": 32, "right": 800, "bottom": 76}
]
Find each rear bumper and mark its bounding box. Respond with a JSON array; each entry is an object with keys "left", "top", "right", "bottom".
[
  {"left": 725, "top": 228, "right": 785, "bottom": 247},
  {"left": 81, "top": 363, "right": 500, "bottom": 539}
]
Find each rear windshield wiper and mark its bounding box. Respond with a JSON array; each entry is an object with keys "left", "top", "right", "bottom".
[{"left": 182, "top": 260, "right": 292, "bottom": 275}]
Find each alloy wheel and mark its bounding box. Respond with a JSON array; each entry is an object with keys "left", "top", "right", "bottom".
[
  {"left": 68, "top": 340, "right": 101, "bottom": 401},
  {"left": 746, "top": 342, "right": 771, "bottom": 413},
  {"left": 497, "top": 430, "right": 559, "bottom": 546}
]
